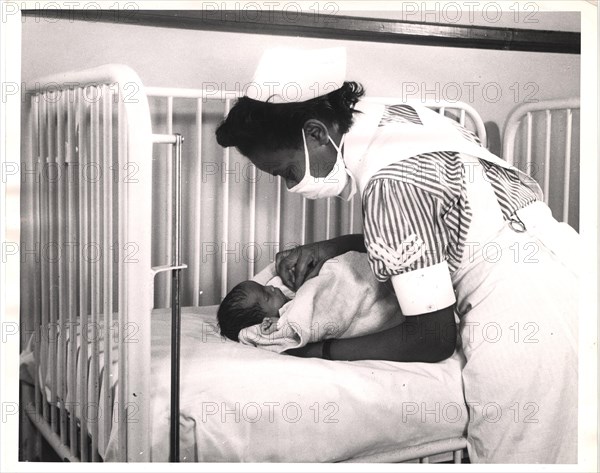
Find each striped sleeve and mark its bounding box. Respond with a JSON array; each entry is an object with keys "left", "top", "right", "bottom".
[
  {"left": 361, "top": 152, "right": 471, "bottom": 314},
  {"left": 362, "top": 178, "right": 447, "bottom": 278},
  {"left": 362, "top": 152, "right": 471, "bottom": 278}
]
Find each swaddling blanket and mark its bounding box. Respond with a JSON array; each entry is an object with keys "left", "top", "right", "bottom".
[{"left": 238, "top": 251, "right": 404, "bottom": 352}]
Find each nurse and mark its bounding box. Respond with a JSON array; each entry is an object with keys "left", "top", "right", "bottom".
[{"left": 215, "top": 47, "right": 579, "bottom": 463}]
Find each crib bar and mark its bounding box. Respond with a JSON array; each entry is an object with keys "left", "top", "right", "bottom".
[
  {"left": 56, "top": 91, "right": 68, "bottom": 446},
  {"left": 49, "top": 95, "right": 60, "bottom": 435},
  {"left": 348, "top": 196, "right": 355, "bottom": 234},
  {"left": 117, "top": 88, "right": 127, "bottom": 461},
  {"left": 47, "top": 94, "right": 59, "bottom": 435},
  {"left": 325, "top": 198, "right": 331, "bottom": 240},
  {"left": 165, "top": 97, "right": 174, "bottom": 306},
  {"left": 193, "top": 99, "right": 203, "bottom": 305},
  {"left": 346, "top": 437, "right": 467, "bottom": 463},
  {"left": 25, "top": 403, "right": 80, "bottom": 462},
  {"left": 221, "top": 99, "right": 231, "bottom": 300},
  {"left": 90, "top": 92, "right": 100, "bottom": 461},
  {"left": 439, "top": 107, "right": 445, "bottom": 116},
  {"left": 151, "top": 133, "right": 179, "bottom": 144},
  {"left": 31, "top": 93, "right": 42, "bottom": 424},
  {"left": 39, "top": 94, "right": 49, "bottom": 424},
  {"left": 459, "top": 109, "right": 466, "bottom": 126},
  {"left": 169, "top": 134, "right": 184, "bottom": 462},
  {"left": 562, "top": 109, "right": 572, "bottom": 223},
  {"left": 453, "top": 449, "right": 462, "bottom": 463},
  {"left": 121, "top": 69, "right": 153, "bottom": 462},
  {"left": 102, "top": 85, "right": 114, "bottom": 451},
  {"left": 145, "top": 86, "right": 242, "bottom": 100},
  {"left": 248, "top": 164, "right": 257, "bottom": 279},
  {"left": 275, "top": 177, "right": 282, "bottom": 251},
  {"left": 66, "top": 88, "right": 78, "bottom": 457},
  {"left": 78, "top": 87, "right": 90, "bottom": 462},
  {"left": 301, "top": 198, "right": 307, "bottom": 246},
  {"left": 543, "top": 110, "right": 551, "bottom": 203},
  {"left": 525, "top": 112, "right": 533, "bottom": 174}
]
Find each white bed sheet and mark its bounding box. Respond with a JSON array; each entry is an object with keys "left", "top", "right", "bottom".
[
  {"left": 109, "top": 306, "right": 469, "bottom": 462},
  {"left": 22, "top": 306, "right": 469, "bottom": 462}
]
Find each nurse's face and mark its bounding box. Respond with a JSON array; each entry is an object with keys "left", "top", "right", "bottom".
[
  {"left": 249, "top": 121, "right": 340, "bottom": 189},
  {"left": 250, "top": 145, "right": 306, "bottom": 189}
]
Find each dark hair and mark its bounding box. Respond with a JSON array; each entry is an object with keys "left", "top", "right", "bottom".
[
  {"left": 217, "top": 282, "right": 268, "bottom": 342},
  {"left": 215, "top": 81, "right": 365, "bottom": 157}
]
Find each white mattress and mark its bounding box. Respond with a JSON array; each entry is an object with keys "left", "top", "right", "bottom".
[
  {"left": 115, "top": 306, "right": 468, "bottom": 461},
  {"left": 22, "top": 306, "right": 469, "bottom": 462}
]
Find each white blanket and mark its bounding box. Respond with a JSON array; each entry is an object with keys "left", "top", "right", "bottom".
[{"left": 239, "top": 251, "right": 404, "bottom": 353}]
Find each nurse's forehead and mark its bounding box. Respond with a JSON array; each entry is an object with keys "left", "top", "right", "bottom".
[{"left": 251, "top": 148, "right": 294, "bottom": 170}]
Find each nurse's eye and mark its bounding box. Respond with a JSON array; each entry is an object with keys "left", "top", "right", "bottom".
[{"left": 285, "top": 168, "right": 299, "bottom": 185}]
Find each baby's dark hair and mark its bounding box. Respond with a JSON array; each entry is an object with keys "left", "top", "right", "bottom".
[
  {"left": 215, "top": 81, "right": 365, "bottom": 158},
  {"left": 217, "top": 282, "right": 268, "bottom": 342}
]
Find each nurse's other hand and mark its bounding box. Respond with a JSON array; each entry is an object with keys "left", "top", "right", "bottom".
[
  {"left": 284, "top": 341, "right": 324, "bottom": 358},
  {"left": 276, "top": 240, "right": 338, "bottom": 291}
]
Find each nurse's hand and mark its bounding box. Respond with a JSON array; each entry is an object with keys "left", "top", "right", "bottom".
[
  {"left": 275, "top": 234, "right": 366, "bottom": 291},
  {"left": 276, "top": 241, "right": 336, "bottom": 291}
]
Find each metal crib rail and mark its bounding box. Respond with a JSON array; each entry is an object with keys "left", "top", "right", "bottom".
[
  {"left": 150, "top": 132, "right": 187, "bottom": 462},
  {"left": 24, "top": 64, "right": 154, "bottom": 462},
  {"left": 145, "top": 86, "right": 289, "bottom": 304},
  {"left": 502, "top": 97, "right": 580, "bottom": 223}
]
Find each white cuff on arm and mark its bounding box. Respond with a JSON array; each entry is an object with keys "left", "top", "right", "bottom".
[{"left": 391, "top": 261, "right": 456, "bottom": 316}]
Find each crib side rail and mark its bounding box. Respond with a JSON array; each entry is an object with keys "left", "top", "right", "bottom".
[
  {"left": 502, "top": 97, "right": 580, "bottom": 164},
  {"left": 502, "top": 97, "right": 580, "bottom": 225},
  {"left": 23, "top": 64, "right": 153, "bottom": 462}
]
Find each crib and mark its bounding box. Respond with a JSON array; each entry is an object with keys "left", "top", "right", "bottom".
[{"left": 19, "top": 63, "right": 579, "bottom": 463}]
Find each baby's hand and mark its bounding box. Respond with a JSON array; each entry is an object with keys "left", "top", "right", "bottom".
[{"left": 260, "top": 317, "right": 279, "bottom": 335}]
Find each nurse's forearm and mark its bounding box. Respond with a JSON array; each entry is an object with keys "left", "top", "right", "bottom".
[
  {"left": 285, "top": 305, "right": 456, "bottom": 363},
  {"left": 332, "top": 234, "right": 366, "bottom": 254}
]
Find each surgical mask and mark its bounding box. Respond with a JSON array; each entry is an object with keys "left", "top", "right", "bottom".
[{"left": 288, "top": 129, "right": 354, "bottom": 200}]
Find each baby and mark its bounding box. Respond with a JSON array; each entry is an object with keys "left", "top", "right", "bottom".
[
  {"left": 217, "top": 251, "right": 404, "bottom": 352},
  {"left": 217, "top": 280, "right": 292, "bottom": 342}
]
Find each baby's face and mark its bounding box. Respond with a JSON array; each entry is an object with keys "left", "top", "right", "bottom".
[{"left": 240, "top": 281, "right": 290, "bottom": 318}]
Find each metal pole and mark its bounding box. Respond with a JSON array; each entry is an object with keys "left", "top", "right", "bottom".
[{"left": 169, "top": 133, "right": 183, "bottom": 462}]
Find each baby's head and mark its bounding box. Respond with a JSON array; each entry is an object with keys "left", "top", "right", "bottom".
[{"left": 217, "top": 280, "right": 290, "bottom": 342}]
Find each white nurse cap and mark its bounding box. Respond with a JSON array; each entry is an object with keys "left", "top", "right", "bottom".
[{"left": 247, "top": 46, "right": 347, "bottom": 103}]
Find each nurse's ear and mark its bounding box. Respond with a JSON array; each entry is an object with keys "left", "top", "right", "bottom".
[{"left": 303, "top": 119, "right": 332, "bottom": 147}]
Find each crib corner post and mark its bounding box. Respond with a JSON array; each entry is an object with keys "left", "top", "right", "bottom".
[{"left": 120, "top": 67, "right": 153, "bottom": 463}]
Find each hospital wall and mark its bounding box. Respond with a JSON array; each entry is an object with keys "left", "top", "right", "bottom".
[{"left": 20, "top": 13, "right": 581, "bottom": 306}]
